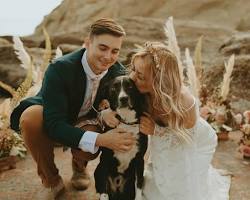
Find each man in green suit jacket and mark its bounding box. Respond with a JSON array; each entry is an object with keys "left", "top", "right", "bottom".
[{"left": 10, "top": 18, "right": 136, "bottom": 198}]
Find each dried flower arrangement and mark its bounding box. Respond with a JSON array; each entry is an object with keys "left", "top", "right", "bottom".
[
  {"left": 163, "top": 17, "right": 248, "bottom": 143},
  {"left": 238, "top": 111, "right": 250, "bottom": 158},
  {"left": 0, "top": 27, "right": 61, "bottom": 171}
]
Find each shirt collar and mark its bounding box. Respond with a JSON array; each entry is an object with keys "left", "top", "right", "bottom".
[{"left": 81, "top": 50, "right": 108, "bottom": 80}]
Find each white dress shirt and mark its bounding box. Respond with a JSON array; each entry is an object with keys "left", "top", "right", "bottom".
[{"left": 78, "top": 50, "right": 108, "bottom": 154}]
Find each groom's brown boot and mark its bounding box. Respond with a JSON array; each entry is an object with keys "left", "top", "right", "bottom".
[{"left": 71, "top": 160, "right": 90, "bottom": 190}]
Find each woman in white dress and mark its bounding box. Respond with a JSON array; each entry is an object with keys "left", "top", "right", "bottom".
[{"left": 129, "top": 42, "right": 231, "bottom": 200}]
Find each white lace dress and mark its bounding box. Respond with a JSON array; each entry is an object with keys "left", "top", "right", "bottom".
[{"left": 142, "top": 105, "right": 231, "bottom": 200}]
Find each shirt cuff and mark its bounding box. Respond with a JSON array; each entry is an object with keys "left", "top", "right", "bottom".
[{"left": 78, "top": 131, "right": 99, "bottom": 154}]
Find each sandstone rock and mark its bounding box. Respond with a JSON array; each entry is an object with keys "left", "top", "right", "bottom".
[
  {"left": 0, "top": 38, "right": 11, "bottom": 46},
  {"left": 0, "top": 63, "right": 25, "bottom": 89},
  {"left": 204, "top": 55, "right": 250, "bottom": 107},
  {"left": 57, "top": 44, "right": 82, "bottom": 54},
  {"left": 0, "top": 44, "right": 25, "bottom": 92},
  {"left": 219, "top": 32, "right": 250, "bottom": 56},
  {"left": 0, "top": 44, "right": 19, "bottom": 64},
  {"left": 33, "top": 0, "right": 250, "bottom": 37}
]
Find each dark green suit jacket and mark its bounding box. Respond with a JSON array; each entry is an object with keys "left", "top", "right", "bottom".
[{"left": 10, "top": 48, "right": 126, "bottom": 148}]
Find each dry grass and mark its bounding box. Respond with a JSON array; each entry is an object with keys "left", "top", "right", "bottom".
[
  {"left": 164, "top": 16, "right": 184, "bottom": 82},
  {"left": 220, "top": 54, "right": 235, "bottom": 101}
]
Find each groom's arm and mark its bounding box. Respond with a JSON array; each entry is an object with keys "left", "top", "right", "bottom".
[{"left": 42, "top": 62, "right": 86, "bottom": 148}]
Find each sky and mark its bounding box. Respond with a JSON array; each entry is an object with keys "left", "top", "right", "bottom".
[{"left": 0, "top": 0, "right": 63, "bottom": 36}]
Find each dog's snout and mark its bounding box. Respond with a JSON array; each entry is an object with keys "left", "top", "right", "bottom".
[{"left": 120, "top": 96, "right": 129, "bottom": 104}]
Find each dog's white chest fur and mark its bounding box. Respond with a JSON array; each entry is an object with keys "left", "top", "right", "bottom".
[
  {"left": 114, "top": 123, "right": 139, "bottom": 173},
  {"left": 117, "top": 108, "right": 137, "bottom": 124}
]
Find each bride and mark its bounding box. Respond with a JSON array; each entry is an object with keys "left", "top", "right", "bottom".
[{"left": 128, "top": 42, "right": 231, "bottom": 200}]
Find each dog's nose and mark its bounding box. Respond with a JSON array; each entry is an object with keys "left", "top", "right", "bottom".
[{"left": 120, "top": 96, "right": 129, "bottom": 105}]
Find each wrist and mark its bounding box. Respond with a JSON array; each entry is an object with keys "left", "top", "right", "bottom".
[
  {"left": 152, "top": 124, "right": 156, "bottom": 135},
  {"left": 95, "top": 133, "right": 107, "bottom": 147}
]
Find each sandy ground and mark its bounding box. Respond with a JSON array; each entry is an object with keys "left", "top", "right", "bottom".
[{"left": 0, "top": 132, "right": 250, "bottom": 200}]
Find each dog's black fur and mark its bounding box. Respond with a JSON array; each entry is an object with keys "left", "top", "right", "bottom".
[{"left": 94, "top": 75, "right": 148, "bottom": 200}]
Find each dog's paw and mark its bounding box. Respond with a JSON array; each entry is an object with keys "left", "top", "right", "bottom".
[
  {"left": 100, "top": 193, "right": 109, "bottom": 200},
  {"left": 135, "top": 189, "right": 142, "bottom": 200}
]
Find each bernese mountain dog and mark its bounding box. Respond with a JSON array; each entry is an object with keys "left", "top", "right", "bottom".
[{"left": 94, "top": 75, "right": 148, "bottom": 200}]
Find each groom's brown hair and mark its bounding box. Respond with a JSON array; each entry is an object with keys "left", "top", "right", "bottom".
[{"left": 89, "top": 18, "right": 126, "bottom": 38}]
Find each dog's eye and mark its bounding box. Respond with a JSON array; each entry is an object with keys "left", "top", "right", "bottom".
[
  {"left": 128, "top": 85, "right": 133, "bottom": 90},
  {"left": 110, "top": 87, "right": 116, "bottom": 92}
]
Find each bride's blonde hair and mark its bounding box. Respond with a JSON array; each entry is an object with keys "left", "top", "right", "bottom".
[{"left": 131, "top": 42, "right": 192, "bottom": 142}]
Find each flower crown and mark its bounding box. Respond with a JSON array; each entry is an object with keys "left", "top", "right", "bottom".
[
  {"left": 145, "top": 42, "right": 160, "bottom": 69},
  {"left": 144, "top": 42, "right": 170, "bottom": 70}
]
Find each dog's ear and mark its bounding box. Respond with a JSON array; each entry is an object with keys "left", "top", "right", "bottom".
[
  {"left": 133, "top": 88, "right": 146, "bottom": 117},
  {"left": 94, "top": 79, "right": 112, "bottom": 112},
  {"left": 101, "top": 79, "right": 113, "bottom": 99}
]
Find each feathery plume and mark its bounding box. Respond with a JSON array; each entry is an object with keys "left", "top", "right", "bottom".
[
  {"left": 13, "top": 36, "right": 37, "bottom": 82},
  {"left": 194, "top": 36, "right": 203, "bottom": 92},
  {"left": 12, "top": 36, "right": 31, "bottom": 70},
  {"left": 41, "top": 27, "right": 52, "bottom": 76},
  {"left": 220, "top": 54, "right": 235, "bottom": 101},
  {"left": 185, "top": 48, "right": 198, "bottom": 98},
  {"left": 164, "top": 16, "right": 183, "bottom": 81},
  {"left": 11, "top": 61, "right": 33, "bottom": 109},
  {"left": 54, "top": 46, "right": 63, "bottom": 60}
]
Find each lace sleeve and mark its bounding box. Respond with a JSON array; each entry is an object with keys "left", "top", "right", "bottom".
[{"left": 154, "top": 123, "right": 169, "bottom": 136}]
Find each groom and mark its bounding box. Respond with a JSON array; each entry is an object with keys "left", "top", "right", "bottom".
[{"left": 10, "top": 18, "right": 136, "bottom": 198}]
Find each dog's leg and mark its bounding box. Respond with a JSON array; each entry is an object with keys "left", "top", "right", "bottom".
[
  {"left": 135, "top": 158, "right": 144, "bottom": 200},
  {"left": 135, "top": 180, "right": 142, "bottom": 200},
  {"left": 94, "top": 162, "right": 110, "bottom": 200}
]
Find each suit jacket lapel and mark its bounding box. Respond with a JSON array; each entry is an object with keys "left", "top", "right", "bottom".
[{"left": 71, "top": 49, "right": 87, "bottom": 119}]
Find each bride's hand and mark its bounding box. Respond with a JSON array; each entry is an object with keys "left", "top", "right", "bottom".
[{"left": 140, "top": 112, "right": 155, "bottom": 135}]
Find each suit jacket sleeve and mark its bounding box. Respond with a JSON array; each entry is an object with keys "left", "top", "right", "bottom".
[{"left": 42, "top": 63, "right": 84, "bottom": 148}]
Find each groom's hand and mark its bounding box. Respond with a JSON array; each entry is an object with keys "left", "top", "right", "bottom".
[
  {"left": 140, "top": 112, "right": 155, "bottom": 135},
  {"left": 96, "top": 128, "right": 136, "bottom": 152}
]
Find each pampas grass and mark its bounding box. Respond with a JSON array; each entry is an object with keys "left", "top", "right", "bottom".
[
  {"left": 54, "top": 46, "right": 63, "bottom": 60},
  {"left": 41, "top": 27, "right": 52, "bottom": 76},
  {"left": 0, "top": 36, "right": 34, "bottom": 159},
  {"left": 220, "top": 54, "right": 235, "bottom": 101},
  {"left": 185, "top": 48, "right": 199, "bottom": 98},
  {"left": 194, "top": 36, "right": 203, "bottom": 94},
  {"left": 13, "top": 36, "right": 31, "bottom": 70},
  {"left": 164, "top": 16, "right": 183, "bottom": 81},
  {"left": 11, "top": 62, "right": 33, "bottom": 109},
  {"left": 0, "top": 30, "right": 54, "bottom": 160},
  {"left": 11, "top": 36, "right": 34, "bottom": 109}
]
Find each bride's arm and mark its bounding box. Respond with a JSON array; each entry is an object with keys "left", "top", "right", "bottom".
[
  {"left": 140, "top": 88, "right": 197, "bottom": 136},
  {"left": 181, "top": 87, "right": 197, "bottom": 129},
  {"left": 140, "top": 113, "right": 168, "bottom": 136}
]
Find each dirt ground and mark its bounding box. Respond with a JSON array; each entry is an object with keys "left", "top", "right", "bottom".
[{"left": 0, "top": 131, "right": 250, "bottom": 200}]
